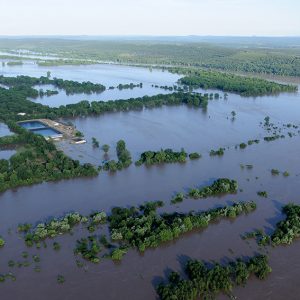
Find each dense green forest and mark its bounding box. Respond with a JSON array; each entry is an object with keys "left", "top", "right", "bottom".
[
  {"left": 1, "top": 38, "right": 299, "bottom": 76},
  {"left": 0, "top": 123, "right": 97, "bottom": 192},
  {"left": 157, "top": 255, "right": 271, "bottom": 300},
  {"left": 178, "top": 70, "right": 297, "bottom": 96}
]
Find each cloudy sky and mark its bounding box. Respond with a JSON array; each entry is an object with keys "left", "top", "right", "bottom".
[{"left": 0, "top": 0, "right": 299, "bottom": 36}]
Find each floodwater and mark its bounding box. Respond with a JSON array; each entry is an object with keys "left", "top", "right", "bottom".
[
  {"left": 0, "top": 123, "right": 15, "bottom": 159},
  {"left": 0, "top": 60, "right": 180, "bottom": 106},
  {"left": 0, "top": 63, "right": 300, "bottom": 300}
]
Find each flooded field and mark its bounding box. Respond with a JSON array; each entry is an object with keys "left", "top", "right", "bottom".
[{"left": 0, "top": 63, "right": 300, "bottom": 300}]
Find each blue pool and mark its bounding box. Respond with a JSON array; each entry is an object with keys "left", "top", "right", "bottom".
[
  {"left": 18, "top": 121, "right": 63, "bottom": 138},
  {"left": 19, "top": 121, "right": 47, "bottom": 130},
  {"left": 31, "top": 128, "right": 63, "bottom": 137}
]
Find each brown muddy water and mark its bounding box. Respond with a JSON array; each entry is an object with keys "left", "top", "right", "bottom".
[{"left": 0, "top": 64, "right": 300, "bottom": 299}]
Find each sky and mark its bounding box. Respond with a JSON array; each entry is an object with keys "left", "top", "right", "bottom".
[{"left": 0, "top": 0, "right": 299, "bottom": 36}]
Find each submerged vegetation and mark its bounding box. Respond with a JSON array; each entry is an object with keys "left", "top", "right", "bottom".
[
  {"left": 0, "top": 75, "right": 106, "bottom": 95},
  {"left": 188, "top": 178, "right": 238, "bottom": 199},
  {"left": 257, "top": 191, "right": 268, "bottom": 198},
  {"left": 74, "top": 236, "right": 102, "bottom": 263},
  {"left": 109, "top": 201, "right": 256, "bottom": 252},
  {"left": 135, "top": 149, "right": 201, "bottom": 167},
  {"left": 103, "top": 140, "right": 132, "bottom": 171},
  {"left": 0, "top": 237, "right": 5, "bottom": 248},
  {"left": 170, "top": 193, "right": 185, "bottom": 204},
  {"left": 156, "top": 255, "right": 271, "bottom": 300},
  {"left": 135, "top": 148, "right": 188, "bottom": 166},
  {"left": 23, "top": 212, "right": 84, "bottom": 246},
  {"left": 210, "top": 147, "right": 225, "bottom": 157},
  {"left": 21, "top": 211, "right": 106, "bottom": 246},
  {"left": 242, "top": 229, "right": 271, "bottom": 247},
  {"left": 271, "top": 204, "right": 300, "bottom": 246},
  {"left": 0, "top": 79, "right": 208, "bottom": 122}
]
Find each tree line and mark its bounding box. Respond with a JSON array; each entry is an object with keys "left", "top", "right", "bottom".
[{"left": 178, "top": 70, "right": 297, "bottom": 97}]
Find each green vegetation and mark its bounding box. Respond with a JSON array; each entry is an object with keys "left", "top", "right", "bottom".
[
  {"left": 37, "top": 60, "right": 94, "bottom": 67},
  {"left": 264, "top": 135, "right": 285, "bottom": 142},
  {"left": 102, "top": 160, "right": 118, "bottom": 172},
  {"left": 272, "top": 204, "right": 300, "bottom": 245},
  {"left": 189, "top": 152, "right": 201, "bottom": 160},
  {"left": 103, "top": 140, "right": 132, "bottom": 171},
  {"left": 53, "top": 242, "right": 61, "bottom": 251},
  {"left": 19, "top": 210, "right": 106, "bottom": 248},
  {"left": 8, "top": 260, "right": 15, "bottom": 267},
  {"left": 247, "top": 139, "right": 260, "bottom": 145},
  {"left": 0, "top": 237, "right": 5, "bottom": 248},
  {"left": 1, "top": 38, "right": 299, "bottom": 76},
  {"left": 116, "top": 140, "right": 132, "bottom": 167},
  {"left": 188, "top": 178, "right": 238, "bottom": 199},
  {"left": 32, "top": 255, "right": 40, "bottom": 263},
  {"left": 102, "top": 144, "right": 110, "bottom": 153},
  {"left": 156, "top": 255, "right": 271, "bottom": 300},
  {"left": 23, "top": 212, "right": 84, "bottom": 246},
  {"left": 0, "top": 125, "right": 97, "bottom": 193},
  {"left": 110, "top": 247, "right": 128, "bottom": 261},
  {"left": 135, "top": 149, "right": 188, "bottom": 166},
  {"left": 271, "top": 169, "right": 280, "bottom": 175},
  {"left": 117, "top": 83, "right": 143, "bottom": 90},
  {"left": 38, "top": 89, "right": 59, "bottom": 97},
  {"left": 57, "top": 275, "right": 65, "bottom": 284},
  {"left": 0, "top": 75, "right": 105, "bottom": 96},
  {"left": 6, "top": 61, "right": 23, "bottom": 66},
  {"left": 170, "top": 193, "right": 185, "bottom": 204},
  {"left": 241, "top": 204, "right": 300, "bottom": 247},
  {"left": 0, "top": 82, "right": 208, "bottom": 122},
  {"left": 17, "top": 223, "right": 32, "bottom": 233},
  {"left": 210, "top": 147, "right": 225, "bottom": 156},
  {"left": 242, "top": 230, "right": 271, "bottom": 246},
  {"left": 257, "top": 191, "right": 268, "bottom": 198},
  {"left": 92, "top": 137, "right": 99, "bottom": 148},
  {"left": 0, "top": 273, "right": 16, "bottom": 283},
  {"left": 74, "top": 236, "right": 102, "bottom": 263},
  {"left": 239, "top": 143, "right": 247, "bottom": 149},
  {"left": 34, "top": 266, "right": 41, "bottom": 273},
  {"left": 179, "top": 70, "right": 297, "bottom": 97},
  {"left": 87, "top": 211, "right": 107, "bottom": 232},
  {"left": 109, "top": 200, "right": 256, "bottom": 253}
]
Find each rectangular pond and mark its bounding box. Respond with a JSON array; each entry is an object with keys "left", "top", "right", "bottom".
[
  {"left": 19, "top": 121, "right": 47, "bottom": 130},
  {"left": 31, "top": 127, "right": 63, "bottom": 137},
  {"left": 18, "top": 121, "right": 63, "bottom": 138}
]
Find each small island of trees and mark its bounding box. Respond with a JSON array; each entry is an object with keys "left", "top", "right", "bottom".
[{"left": 156, "top": 255, "right": 271, "bottom": 300}]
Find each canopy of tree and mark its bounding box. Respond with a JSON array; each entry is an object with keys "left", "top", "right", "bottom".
[
  {"left": 178, "top": 70, "right": 297, "bottom": 97},
  {"left": 0, "top": 124, "right": 97, "bottom": 193},
  {"left": 157, "top": 255, "right": 271, "bottom": 300}
]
